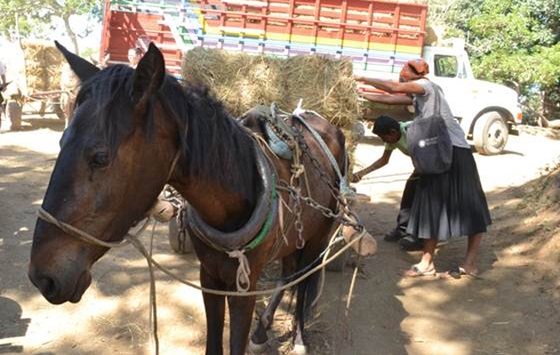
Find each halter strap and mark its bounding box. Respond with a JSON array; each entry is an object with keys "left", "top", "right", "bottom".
[{"left": 37, "top": 207, "right": 132, "bottom": 248}]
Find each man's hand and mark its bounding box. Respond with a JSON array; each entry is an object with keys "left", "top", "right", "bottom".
[{"left": 351, "top": 172, "right": 363, "bottom": 183}]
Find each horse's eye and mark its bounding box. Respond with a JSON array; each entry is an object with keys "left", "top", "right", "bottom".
[{"left": 91, "top": 151, "right": 110, "bottom": 168}]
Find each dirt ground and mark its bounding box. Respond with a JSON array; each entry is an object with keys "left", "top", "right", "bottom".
[{"left": 1, "top": 119, "right": 560, "bottom": 355}]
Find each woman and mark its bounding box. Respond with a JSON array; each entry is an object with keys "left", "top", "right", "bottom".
[
  {"left": 355, "top": 59, "right": 492, "bottom": 278},
  {"left": 127, "top": 47, "right": 143, "bottom": 68}
]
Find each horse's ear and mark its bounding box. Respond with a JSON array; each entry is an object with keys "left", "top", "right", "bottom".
[
  {"left": 54, "top": 41, "right": 99, "bottom": 82},
  {"left": 131, "top": 43, "right": 165, "bottom": 106}
]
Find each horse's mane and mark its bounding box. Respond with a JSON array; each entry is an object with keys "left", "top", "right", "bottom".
[{"left": 75, "top": 64, "right": 259, "bottom": 202}]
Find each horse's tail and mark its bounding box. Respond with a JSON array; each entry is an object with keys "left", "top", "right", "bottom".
[{"left": 295, "top": 259, "right": 323, "bottom": 323}]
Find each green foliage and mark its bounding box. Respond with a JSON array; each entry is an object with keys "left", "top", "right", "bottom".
[
  {"left": 443, "top": 0, "right": 560, "bottom": 120},
  {"left": 0, "top": 0, "right": 101, "bottom": 49}
]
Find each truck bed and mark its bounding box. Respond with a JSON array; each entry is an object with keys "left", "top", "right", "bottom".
[{"left": 101, "top": 0, "right": 427, "bottom": 77}]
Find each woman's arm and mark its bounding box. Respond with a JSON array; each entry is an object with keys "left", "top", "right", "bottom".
[
  {"left": 352, "top": 149, "right": 393, "bottom": 182},
  {"left": 355, "top": 76, "right": 426, "bottom": 95},
  {"left": 360, "top": 93, "right": 412, "bottom": 105}
]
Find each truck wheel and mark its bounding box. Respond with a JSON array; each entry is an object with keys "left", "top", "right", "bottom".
[
  {"left": 168, "top": 217, "right": 193, "bottom": 254},
  {"left": 473, "top": 112, "right": 508, "bottom": 155}
]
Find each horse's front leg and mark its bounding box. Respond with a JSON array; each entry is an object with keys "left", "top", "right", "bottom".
[
  {"left": 201, "top": 268, "right": 226, "bottom": 355},
  {"left": 250, "top": 255, "right": 298, "bottom": 351},
  {"left": 227, "top": 294, "right": 257, "bottom": 355},
  {"left": 250, "top": 283, "right": 284, "bottom": 350}
]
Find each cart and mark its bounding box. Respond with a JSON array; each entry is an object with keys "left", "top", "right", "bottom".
[
  {"left": 2, "top": 87, "right": 71, "bottom": 131},
  {"left": 22, "top": 89, "right": 69, "bottom": 120}
]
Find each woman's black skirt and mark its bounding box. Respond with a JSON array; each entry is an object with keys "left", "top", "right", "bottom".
[{"left": 406, "top": 147, "right": 492, "bottom": 241}]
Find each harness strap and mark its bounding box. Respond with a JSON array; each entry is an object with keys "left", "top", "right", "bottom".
[
  {"left": 291, "top": 108, "right": 355, "bottom": 197},
  {"left": 292, "top": 108, "right": 343, "bottom": 181},
  {"left": 185, "top": 144, "right": 279, "bottom": 292},
  {"left": 37, "top": 204, "right": 368, "bottom": 297},
  {"left": 244, "top": 175, "right": 277, "bottom": 251}
]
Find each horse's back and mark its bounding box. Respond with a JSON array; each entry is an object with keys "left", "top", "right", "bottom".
[{"left": 240, "top": 108, "right": 346, "bottom": 174}]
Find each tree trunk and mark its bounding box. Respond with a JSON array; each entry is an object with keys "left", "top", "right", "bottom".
[{"left": 63, "top": 15, "right": 79, "bottom": 55}]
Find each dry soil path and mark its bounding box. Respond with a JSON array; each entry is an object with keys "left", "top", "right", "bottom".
[{"left": 1, "top": 123, "right": 559, "bottom": 355}]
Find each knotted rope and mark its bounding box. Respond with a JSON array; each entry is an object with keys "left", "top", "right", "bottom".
[{"left": 226, "top": 250, "right": 252, "bottom": 292}]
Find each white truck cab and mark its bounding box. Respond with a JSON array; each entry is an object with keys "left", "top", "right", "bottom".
[{"left": 424, "top": 40, "right": 522, "bottom": 155}]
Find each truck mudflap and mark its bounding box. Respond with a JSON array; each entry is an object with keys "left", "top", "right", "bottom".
[{"left": 509, "top": 123, "right": 520, "bottom": 136}]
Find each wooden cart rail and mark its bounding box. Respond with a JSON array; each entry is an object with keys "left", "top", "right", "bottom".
[{"left": 22, "top": 89, "right": 71, "bottom": 120}]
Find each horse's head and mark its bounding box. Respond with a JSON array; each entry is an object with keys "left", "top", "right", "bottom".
[{"left": 28, "top": 42, "right": 178, "bottom": 304}]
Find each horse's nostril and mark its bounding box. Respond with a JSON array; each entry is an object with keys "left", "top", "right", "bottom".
[{"left": 36, "top": 272, "right": 59, "bottom": 299}]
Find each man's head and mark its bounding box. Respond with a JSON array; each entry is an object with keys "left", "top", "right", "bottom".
[
  {"left": 373, "top": 115, "right": 401, "bottom": 143},
  {"left": 127, "top": 47, "right": 143, "bottom": 68}
]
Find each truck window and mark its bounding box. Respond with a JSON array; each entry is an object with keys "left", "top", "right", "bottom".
[{"left": 434, "top": 55, "right": 458, "bottom": 78}]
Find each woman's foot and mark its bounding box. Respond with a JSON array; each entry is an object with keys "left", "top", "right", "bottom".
[
  {"left": 444, "top": 265, "right": 481, "bottom": 279},
  {"left": 402, "top": 263, "right": 436, "bottom": 278}
]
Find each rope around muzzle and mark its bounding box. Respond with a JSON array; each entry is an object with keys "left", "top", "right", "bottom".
[{"left": 36, "top": 206, "right": 366, "bottom": 297}]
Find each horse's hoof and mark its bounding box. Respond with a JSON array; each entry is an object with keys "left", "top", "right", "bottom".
[
  {"left": 292, "top": 344, "right": 308, "bottom": 355},
  {"left": 248, "top": 339, "right": 267, "bottom": 354}
]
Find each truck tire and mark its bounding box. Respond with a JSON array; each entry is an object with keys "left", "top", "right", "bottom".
[
  {"left": 473, "top": 112, "right": 509, "bottom": 155},
  {"left": 168, "top": 217, "right": 193, "bottom": 254}
]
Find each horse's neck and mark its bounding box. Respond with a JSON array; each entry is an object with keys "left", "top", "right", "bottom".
[
  {"left": 172, "top": 169, "right": 255, "bottom": 232},
  {"left": 166, "top": 94, "right": 260, "bottom": 231}
]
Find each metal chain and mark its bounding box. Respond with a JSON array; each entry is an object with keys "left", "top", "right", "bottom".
[
  {"left": 290, "top": 116, "right": 364, "bottom": 230},
  {"left": 278, "top": 185, "right": 362, "bottom": 231},
  {"left": 161, "top": 185, "right": 191, "bottom": 252},
  {"left": 254, "top": 105, "right": 365, "bottom": 245},
  {"left": 292, "top": 188, "right": 306, "bottom": 249}
]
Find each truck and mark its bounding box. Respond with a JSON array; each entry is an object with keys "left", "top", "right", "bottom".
[{"left": 100, "top": 0, "right": 522, "bottom": 155}]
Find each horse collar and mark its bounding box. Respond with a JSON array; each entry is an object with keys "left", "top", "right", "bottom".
[{"left": 185, "top": 147, "right": 278, "bottom": 253}]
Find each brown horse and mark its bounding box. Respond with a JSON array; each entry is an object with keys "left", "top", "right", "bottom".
[{"left": 28, "top": 43, "right": 348, "bottom": 355}]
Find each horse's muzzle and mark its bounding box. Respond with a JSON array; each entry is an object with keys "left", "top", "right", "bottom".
[{"left": 28, "top": 265, "right": 92, "bottom": 305}]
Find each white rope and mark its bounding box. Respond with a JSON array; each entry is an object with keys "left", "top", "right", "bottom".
[
  {"left": 226, "top": 250, "right": 252, "bottom": 292},
  {"left": 38, "top": 208, "right": 131, "bottom": 248}
]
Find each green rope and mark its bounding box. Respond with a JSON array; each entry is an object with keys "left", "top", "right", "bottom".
[{"left": 244, "top": 173, "right": 277, "bottom": 251}]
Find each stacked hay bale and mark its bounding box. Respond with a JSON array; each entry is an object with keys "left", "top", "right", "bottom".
[
  {"left": 183, "top": 49, "right": 286, "bottom": 117},
  {"left": 182, "top": 48, "right": 361, "bottom": 141},
  {"left": 21, "top": 40, "right": 64, "bottom": 93}
]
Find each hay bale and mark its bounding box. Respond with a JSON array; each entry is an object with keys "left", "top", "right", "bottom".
[
  {"left": 183, "top": 48, "right": 285, "bottom": 117},
  {"left": 282, "top": 55, "right": 359, "bottom": 128},
  {"left": 21, "top": 40, "right": 64, "bottom": 93},
  {"left": 182, "top": 48, "right": 361, "bottom": 130}
]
